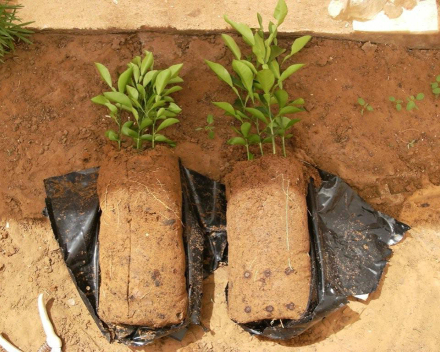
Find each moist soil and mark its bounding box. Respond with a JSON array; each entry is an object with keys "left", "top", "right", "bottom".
[
  {"left": 0, "top": 32, "right": 440, "bottom": 351},
  {"left": 97, "top": 147, "right": 187, "bottom": 328},
  {"left": 225, "top": 155, "right": 311, "bottom": 324}
]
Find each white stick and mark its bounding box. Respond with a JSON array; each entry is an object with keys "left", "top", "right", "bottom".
[
  {"left": 37, "top": 294, "right": 62, "bottom": 352},
  {"left": 0, "top": 334, "right": 22, "bottom": 352}
]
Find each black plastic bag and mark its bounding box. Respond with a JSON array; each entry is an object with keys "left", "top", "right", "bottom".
[
  {"left": 226, "top": 169, "right": 410, "bottom": 339},
  {"left": 43, "top": 164, "right": 227, "bottom": 346}
]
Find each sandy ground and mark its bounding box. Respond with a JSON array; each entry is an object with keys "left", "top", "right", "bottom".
[{"left": 1, "top": 31, "right": 440, "bottom": 350}]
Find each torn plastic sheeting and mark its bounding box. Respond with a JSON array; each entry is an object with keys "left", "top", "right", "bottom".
[
  {"left": 43, "top": 163, "right": 227, "bottom": 346},
  {"left": 223, "top": 169, "right": 410, "bottom": 340}
]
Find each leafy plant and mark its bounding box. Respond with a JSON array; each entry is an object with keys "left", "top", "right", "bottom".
[
  {"left": 205, "top": 0, "right": 310, "bottom": 159},
  {"left": 196, "top": 114, "right": 215, "bottom": 139},
  {"left": 431, "top": 75, "right": 440, "bottom": 97},
  {"left": 389, "top": 93, "right": 424, "bottom": 111},
  {"left": 357, "top": 98, "right": 373, "bottom": 115},
  {"left": 0, "top": 2, "right": 33, "bottom": 62},
  {"left": 92, "top": 51, "right": 183, "bottom": 150}
]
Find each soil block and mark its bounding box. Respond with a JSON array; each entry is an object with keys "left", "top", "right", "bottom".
[
  {"left": 97, "top": 148, "right": 187, "bottom": 327},
  {"left": 225, "top": 156, "right": 311, "bottom": 324}
]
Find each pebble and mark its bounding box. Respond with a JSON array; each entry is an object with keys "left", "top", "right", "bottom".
[{"left": 67, "top": 298, "right": 76, "bottom": 306}]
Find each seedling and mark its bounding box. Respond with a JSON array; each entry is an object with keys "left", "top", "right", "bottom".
[
  {"left": 407, "top": 139, "right": 417, "bottom": 149},
  {"left": 205, "top": 0, "right": 310, "bottom": 159},
  {"left": 0, "top": 2, "right": 33, "bottom": 62},
  {"left": 92, "top": 51, "right": 183, "bottom": 150},
  {"left": 357, "top": 98, "right": 373, "bottom": 115},
  {"left": 196, "top": 114, "right": 215, "bottom": 139},
  {"left": 389, "top": 93, "right": 424, "bottom": 111},
  {"left": 389, "top": 96, "right": 403, "bottom": 111},
  {"left": 431, "top": 75, "right": 440, "bottom": 97}
]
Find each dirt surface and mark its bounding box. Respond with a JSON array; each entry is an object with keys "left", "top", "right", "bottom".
[
  {"left": 0, "top": 32, "right": 440, "bottom": 350},
  {"left": 225, "top": 156, "right": 311, "bottom": 323},
  {"left": 97, "top": 148, "right": 187, "bottom": 327}
]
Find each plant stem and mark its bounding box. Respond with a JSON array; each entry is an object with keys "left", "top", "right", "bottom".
[
  {"left": 245, "top": 144, "right": 251, "bottom": 160},
  {"left": 281, "top": 136, "right": 286, "bottom": 157},
  {"left": 267, "top": 100, "right": 276, "bottom": 154},
  {"left": 254, "top": 118, "right": 264, "bottom": 156}
]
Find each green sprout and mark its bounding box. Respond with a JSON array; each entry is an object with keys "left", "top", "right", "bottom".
[
  {"left": 357, "top": 98, "right": 373, "bottom": 116},
  {"left": 196, "top": 114, "right": 215, "bottom": 139},
  {"left": 431, "top": 75, "right": 440, "bottom": 97},
  {"left": 389, "top": 93, "right": 424, "bottom": 111}
]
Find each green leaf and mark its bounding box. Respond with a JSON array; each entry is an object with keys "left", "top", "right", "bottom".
[
  {"left": 257, "top": 13, "right": 264, "bottom": 31},
  {"left": 139, "top": 118, "right": 153, "bottom": 130},
  {"left": 252, "top": 33, "right": 265, "bottom": 65},
  {"left": 406, "top": 101, "right": 416, "bottom": 111},
  {"left": 126, "top": 85, "right": 139, "bottom": 101},
  {"left": 280, "top": 64, "right": 305, "bottom": 82},
  {"left": 169, "top": 63, "right": 183, "bottom": 78},
  {"left": 155, "top": 69, "right": 172, "bottom": 95},
  {"left": 416, "top": 93, "right": 424, "bottom": 101},
  {"left": 366, "top": 105, "right": 374, "bottom": 111},
  {"left": 105, "top": 130, "right": 119, "bottom": 142},
  {"left": 222, "top": 34, "right": 241, "bottom": 60},
  {"left": 287, "top": 118, "right": 301, "bottom": 128},
  {"left": 268, "top": 60, "right": 280, "bottom": 79},
  {"left": 131, "top": 64, "right": 140, "bottom": 83},
  {"left": 436, "top": 75, "right": 440, "bottom": 82},
  {"left": 269, "top": 46, "right": 286, "bottom": 62},
  {"left": 256, "top": 69, "right": 275, "bottom": 94},
  {"left": 103, "top": 92, "right": 132, "bottom": 108},
  {"left": 396, "top": 104, "right": 402, "bottom": 111},
  {"left": 104, "top": 103, "right": 118, "bottom": 115},
  {"left": 432, "top": 82, "right": 439, "bottom": 89},
  {"left": 154, "top": 134, "right": 176, "bottom": 146},
  {"left": 168, "top": 103, "right": 182, "bottom": 114},
  {"left": 137, "top": 84, "right": 146, "bottom": 100},
  {"left": 358, "top": 98, "right": 365, "bottom": 106},
  {"left": 91, "top": 95, "right": 109, "bottom": 105},
  {"left": 224, "top": 16, "right": 255, "bottom": 45},
  {"left": 131, "top": 107, "right": 140, "bottom": 122},
  {"left": 118, "top": 66, "right": 133, "bottom": 93},
  {"left": 141, "top": 51, "right": 154, "bottom": 75},
  {"left": 274, "top": 90, "right": 288, "bottom": 108},
  {"left": 389, "top": 96, "right": 396, "bottom": 102},
  {"left": 291, "top": 98, "right": 305, "bottom": 105},
  {"left": 279, "top": 106, "right": 302, "bottom": 115},
  {"left": 164, "top": 86, "right": 183, "bottom": 96},
  {"left": 213, "top": 102, "right": 236, "bottom": 116},
  {"left": 239, "top": 60, "right": 257, "bottom": 74},
  {"left": 433, "top": 88, "right": 440, "bottom": 94},
  {"left": 283, "top": 36, "right": 312, "bottom": 64},
  {"left": 140, "top": 134, "right": 153, "bottom": 141},
  {"left": 205, "top": 60, "right": 233, "bottom": 88},
  {"left": 143, "top": 70, "right": 158, "bottom": 86},
  {"left": 121, "top": 121, "right": 138, "bottom": 138},
  {"left": 157, "top": 118, "right": 180, "bottom": 132},
  {"left": 232, "top": 60, "right": 254, "bottom": 96},
  {"left": 207, "top": 114, "right": 214, "bottom": 124},
  {"left": 208, "top": 130, "right": 215, "bottom": 139},
  {"left": 228, "top": 137, "right": 246, "bottom": 145},
  {"left": 245, "top": 107, "right": 268, "bottom": 123},
  {"left": 248, "top": 134, "right": 261, "bottom": 144},
  {"left": 241, "top": 122, "right": 251, "bottom": 137},
  {"left": 274, "top": 0, "right": 288, "bottom": 26},
  {"left": 95, "top": 63, "right": 113, "bottom": 88}
]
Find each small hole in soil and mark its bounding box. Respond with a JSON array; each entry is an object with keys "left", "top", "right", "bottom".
[
  {"left": 243, "top": 270, "right": 251, "bottom": 279},
  {"left": 264, "top": 269, "right": 271, "bottom": 277},
  {"left": 286, "top": 302, "right": 295, "bottom": 310},
  {"left": 285, "top": 267, "right": 296, "bottom": 275},
  {"left": 176, "top": 312, "right": 183, "bottom": 320},
  {"left": 265, "top": 305, "right": 274, "bottom": 312},
  {"left": 244, "top": 306, "right": 251, "bottom": 313}
]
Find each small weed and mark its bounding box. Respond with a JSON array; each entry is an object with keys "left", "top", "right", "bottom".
[
  {"left": 357, "top": 98, "right": 373, "bottom": 116},
  {"left": 389, "top": 93, "right": 424, "bottom": 111},
  {"left": 431, "top": 75, "right": 440, "bottom": 97},
  {"left": 92, "top": 51, "right": 183, "bottom": 150},
  {"left": 0, "top": 2, "right": 33, "bottom": 62},
  {"left": 196, "top": 114, "right": 215, "bottom": 139},
  {"left": 407, "top": 139, "right": 417, "bottom": 149}
]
